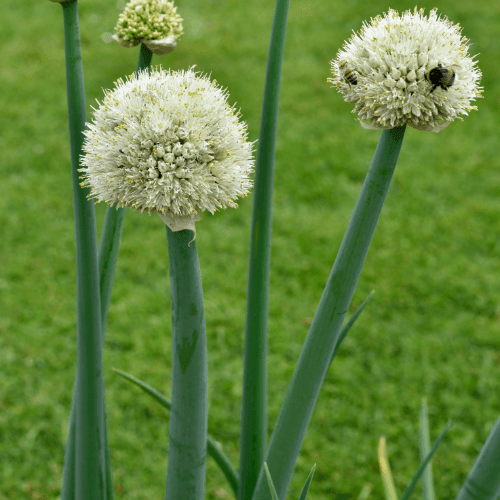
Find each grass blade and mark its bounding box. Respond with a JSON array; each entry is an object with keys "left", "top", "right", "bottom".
[
  {"left": 400, "top": 420, "right": 452, "bottom": 500},
  {"left": 251, "top": 126, "right": 406, "bottom": 500},
  {"left": 356, "top": 483, "right": 373, "bottom": 500},
  {"left": 112, "top": 368, "right": 239, "bottom": 498},
  {"left": 419, "top": 399, "right": 435, "bottom": 500},
  {"left": 239, "top": 0, "right": 290, "bottom": 498},
  {"left": 378, "top": 436, "right": 399, "bottom": 500}
]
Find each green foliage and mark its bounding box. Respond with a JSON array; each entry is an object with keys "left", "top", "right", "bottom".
[
  {"left": 1, "top": 0, "right": 499, "bottom": 499},
  {"left": 377, "top": 408, "right": 451, "bottom": 500},
  {"left": 265, "top": 462, "right": 316, "bottom": 500}
]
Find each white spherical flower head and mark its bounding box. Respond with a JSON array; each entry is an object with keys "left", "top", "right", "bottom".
[
  {"left": 328, "top": 7, "right": 482, "bottom": 132},
  {"left": 113, "top": 0, "right": 183, "bottom": 54},
  {"left": 79, "top": 66, "right": 256, "bottom": 232}
]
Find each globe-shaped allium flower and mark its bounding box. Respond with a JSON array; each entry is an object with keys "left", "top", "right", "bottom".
[
  {"left": 328, "top": 7, "right": 482, "bottom": 132},
  {"left": 79, "top": 67, "right": 256, "bottom": 232},
  {"left": 112, "top": 0, "right": 184, "bottom": 55}
]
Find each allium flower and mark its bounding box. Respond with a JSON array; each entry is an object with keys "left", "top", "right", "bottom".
[
  {"left": 79, "top": 67, "right": 256, "bottom": 232},
  {"left": 328, "top": 7, "right": 482, "bottom": 132},
  {"left": 112, "top": 0, "right": 184, "bottom": 55}
]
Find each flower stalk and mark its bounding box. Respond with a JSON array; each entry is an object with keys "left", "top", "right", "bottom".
[
  {"left": 61, "top": 40, "right": 154, "bottom": 500},
  {"left": 238, "top": 0, "right": 290, "bottom": 498},
  {"left": 56, "top": 0, "right": 109, "bottom": 498},
  {"left": 251, "top": 125, "right": 406, "bottom": 500},
  {"left": 164, "top": 226, "right": 207, "bottom": 500}
]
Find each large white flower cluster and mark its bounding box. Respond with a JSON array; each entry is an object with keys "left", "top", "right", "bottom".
[
  {"left": 328, "top": 7, "right": 482, "bottom": 132},
  {"left": 79, "top": 67, "right": 255, "bottom": 231}
]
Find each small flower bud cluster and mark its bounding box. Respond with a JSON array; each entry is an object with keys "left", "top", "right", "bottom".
[
  {"left": 114, "top": 0, "right": 183, "bottom": 46},
  {"left": 328, "top": 7, "right": 482, "bottom": 132},
  {"left": 79, "top": 67, "right": 255, "bottom": 230}
]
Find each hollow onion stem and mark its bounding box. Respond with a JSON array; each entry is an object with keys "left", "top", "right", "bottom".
[
  {"left": 238, "top": 0, "right": 290, "bottom": 498},
  {"left": 57, "top": 1, "right": 108, "bottom": 498},
  {"left": 164, "top": 227, "right": 207, "bottom": 500},
  {"left": 60, "top": 33, "right": 153, "bottom": 498}
]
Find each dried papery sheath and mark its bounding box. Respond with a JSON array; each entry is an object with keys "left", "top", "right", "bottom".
[
  {"left": 328, "top": 7, "right": 482, "bottom": 132},
  {"left": 113, "top": 0, "right": 183, "bottom": 55},
  {"left": 79, "top": 67, "right": 255, "bottom": 233}
]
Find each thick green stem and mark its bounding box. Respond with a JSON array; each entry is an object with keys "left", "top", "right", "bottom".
[
  {"left": 112, "top": 368, "right": 239, "bottom": 497},
  {"left": 238, "top": 0, "right": 290, "bottom": 498},
  {"left": 164, "top": 227, "right": 207, "bottom": 500},
  {"left": 57, "top": 0, "right": 108, "bottom": 498},
  {"left": 251, "top": 125, "right": 406, "bottom": 500}
]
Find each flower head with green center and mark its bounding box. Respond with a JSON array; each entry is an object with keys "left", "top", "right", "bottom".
[
  {"left": 113, "top": 0, "right": 183, "bottom": 55},
  {"left": 79, "top": 66, "right": 256, "bottom": 232},
  {"left": 328, "top": 7, "right": 482, "bottom": 132}
]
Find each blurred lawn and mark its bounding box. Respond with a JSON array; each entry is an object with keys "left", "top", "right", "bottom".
[{"left": 1, "top": 0, "right": 500, "bottom": 499}]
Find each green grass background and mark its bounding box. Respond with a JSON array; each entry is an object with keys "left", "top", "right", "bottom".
[{"left": 1, "top": 0, "right": 499, "bottom": 498}]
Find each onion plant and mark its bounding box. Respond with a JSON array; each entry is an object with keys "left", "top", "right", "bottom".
[{"left": 47, "top": 0, "right": 499, "bottom": 499}]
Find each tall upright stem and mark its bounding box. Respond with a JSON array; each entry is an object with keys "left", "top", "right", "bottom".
[
  {"left": 164, "top": 227, "right": 208, "bottom": 500},
  {"left": 238, "top": 0, "right": 290, "bottom": 498},
  {"left": 58, "top": 0, "right": 108, "bottom": 498},
  {"left": 61, "top": 41, "right": 153, "bottom": 500}
]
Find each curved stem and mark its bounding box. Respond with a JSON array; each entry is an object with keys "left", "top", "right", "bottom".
[{"left": 251, "top": 125, "right": 406, "bottom": 500}]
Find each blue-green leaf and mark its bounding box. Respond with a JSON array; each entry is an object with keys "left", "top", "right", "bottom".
[
  {"left": 330, "top": 290, "right": 375, "bottom": 367},
  {"left": 298, "top": 464, "right": 316, "bottom": 500},
  {"left": 400, "top": 420, "right": 452, "bottom": 500},
  {"left": 455, "top": 414, "right": 500, "bottom": 500},
  {"left": 264, "top": 463, "right": 280, "bottom": 500}
]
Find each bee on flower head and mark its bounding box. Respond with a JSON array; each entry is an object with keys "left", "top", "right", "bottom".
[
  {"left": 425, "top": 63, "right": 458, "bottom": 93},
  {"left": 338, "top": 60, "right": 361, "bottom": 89}
]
